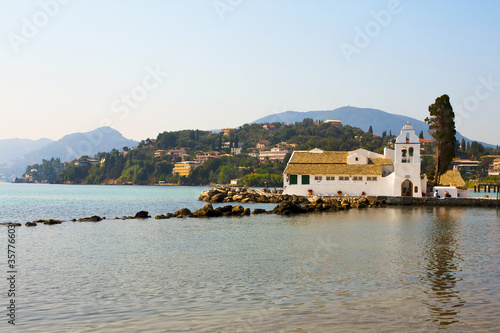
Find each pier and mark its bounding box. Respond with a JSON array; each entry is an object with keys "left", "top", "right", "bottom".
[{"left": 474, "top": 184, "right": 500, "bottom": 193}]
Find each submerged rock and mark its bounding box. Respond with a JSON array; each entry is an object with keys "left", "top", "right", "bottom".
[
  {"left": 251, "top": 208, "right": 266, "bottom": 215},
  {"left": 78, "top": 216, "right": 102, "bottom": 222}
]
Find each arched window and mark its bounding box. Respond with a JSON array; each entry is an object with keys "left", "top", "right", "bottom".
[
  {"left": 409, "top": 147, "right": 414, "bottom": 157},
  {"left": 401, "top": 147, "right": 407, "bottom": 157}
]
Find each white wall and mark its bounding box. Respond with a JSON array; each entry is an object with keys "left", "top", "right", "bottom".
[{"left": 283, "top": 173, "right": 395, "bottom": 196}]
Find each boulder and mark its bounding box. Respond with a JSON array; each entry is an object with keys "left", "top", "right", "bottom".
[
  {"left": 134, "top": 211, "right": 151, "bottom": 219},
  {"left": 192, "top": 203, "right": 223, "bottom": 217},
  {"left": 78, "top": 215, "right": 103, "bottom": 222},
  {"left": 26, "top": 222, "right": 37, "bottom": 227},
  {"left": 1, "top": 222, "right": 22, "bottom": 226},
  {"left": 273, "top": 201, "right": 306, "bottom": 215},
  {"left": 174, "top": 208, "right": 192, "bottom": 217},
  {"left": 216, "top": 205, "right": 234, "bottom": 215},
  {"left": 43, "top": 219, "right": 63, "bottom": 225},
  {"left": 155, "top": 214, "right": 170, "bottom": 219},
  {"left": 251, "top": 208, "right": 266, "bottom": 214},
  {"left": 231, "top": 205, "right": 245, "bottom": 216},
  {"left": 210, "top": 193, "right": 226, "bottom": 203},
  {"left": 232, "top": 194, "right": 244, "bottom": 202}
]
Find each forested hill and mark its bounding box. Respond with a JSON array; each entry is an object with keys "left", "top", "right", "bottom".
[
  {"left": 19, "top": 119, "right": 495, "bottom": 186},
  {"left": 20, "top": 120, "right": 394, "bottom": 186}
]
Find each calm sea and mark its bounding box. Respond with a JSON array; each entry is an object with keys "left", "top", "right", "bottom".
[{"left": 1, "top": 183, "right": 499, "bottom": 332}]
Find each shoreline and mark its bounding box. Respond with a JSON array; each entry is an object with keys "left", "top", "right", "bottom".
[{"left": 3, "top": 186, "right": 498, "bottom": 227}]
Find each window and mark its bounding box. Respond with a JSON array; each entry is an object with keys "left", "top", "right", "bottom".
[
  {"left": 314, "top": 176, "right": 322, "bottom": 181},
  {"left": 339, "top": 176, "right": 349, "bottom": 181},
  {"left": 302, "top": 175, "right": 310, "bottom": 185},
  {"left": 326, "top": 176, "right": 335, "bottom": 181},
  {"left": 290, "top": 174, "right": 297, "bottom": 185},
  {"left": 353, "top": 176, "right": 362, "bottom": 181},
  {"left": 355, "top": 157, "right": 359, "bottom": 161},
  {"left": 409, "top": 147, "right": 414, "bottom": 157},
  {"left": 367, "top": 176, "right": 377, "bottom": 181}
]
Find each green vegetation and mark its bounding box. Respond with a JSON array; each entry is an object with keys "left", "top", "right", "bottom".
[
  {"left": 15, "top": 158, "right": 65, "bottom": 183},
  {"left": 20, "top": 118, "right": 499, "bottom": 187},
  {"left": 425, "top": 94, "right": 456, "bottom": 185},
  {"left": 21, "top": 119, "right": 397, "bottom": 186}
]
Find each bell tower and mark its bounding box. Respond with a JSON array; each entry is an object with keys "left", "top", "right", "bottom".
[
  {"left": 393, "top": 123, "right": 424, "bottom": 197},
  {"left": 395, "top": 123, "right": 421, "bottom": 164}
]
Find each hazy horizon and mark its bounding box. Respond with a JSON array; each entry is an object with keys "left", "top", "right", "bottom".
[{"left": 1, "top": 0, "right": 499, "bottom": 144}]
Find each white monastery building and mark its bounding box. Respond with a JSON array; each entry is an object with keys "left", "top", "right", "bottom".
[{"left": 283, "top": 123, "right": 427, "bottom": 197}]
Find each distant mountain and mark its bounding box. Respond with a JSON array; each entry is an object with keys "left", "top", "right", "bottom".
[
  {"left": 17, "top": 127, "right": 138, "bottom": 164},
  {"left": 251, "top": 106, "right": 494, "bottom": 148},
  {"left": 1, "top": 127, "right": 138, "bottom": 181},
  {"left": 0, "top": 138, "right": 53, "bottom": 162}
]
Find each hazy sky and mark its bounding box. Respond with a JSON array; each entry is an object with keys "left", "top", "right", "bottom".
[{"left": 1, "top": 0, "right": 499, "bottom": 145}]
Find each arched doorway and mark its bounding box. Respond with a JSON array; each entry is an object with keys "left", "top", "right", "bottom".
[{"left": 401, "top": 179, "right": 413, "bottom": 197}]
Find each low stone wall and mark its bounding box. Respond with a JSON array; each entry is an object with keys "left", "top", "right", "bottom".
[{"left": 384, "top": 196, "right": 500, "bottom": 207}]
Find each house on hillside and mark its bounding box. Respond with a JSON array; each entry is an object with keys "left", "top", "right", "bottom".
[
  {"left": 221, "top": 128, "right": 235, "bottom": 136},
  {"left": 259, "top": 147, "right": 294, "bottom": 163},
  {"left": 451, "top": 159, "right": 479, "bottom": 175},
  {"left": 283, "top": 123, "right": 427, "bottom": 197},
  {"left": 488, "top": 159, "right": 500, "bottom": 176},
  {"left": 324, "top": 119, "right": 342, "bottom": 127},
  {"left": 262, "top": 125, "right": 276, "bottom": 132},
  {"left": 257, "top": 140, "right": 271, "bottom": 149},
  {"left": 194, "top": 151, "right": 220, "bottom": 164},
  {"left": 173, "top": 161, "right": 199, "bottom": 177}
]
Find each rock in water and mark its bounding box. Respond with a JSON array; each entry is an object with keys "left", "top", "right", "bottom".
[
  {"left": 78, "top": 216, "right": 103, "bottom": 222},
  {"left": 134, "top": 211, "right": 151, "bottom": 219},
  {"left": 174, "top": 208, "right": 192, "bottom": 217}
]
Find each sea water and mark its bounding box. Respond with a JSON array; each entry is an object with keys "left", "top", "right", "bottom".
[{"left": 0, "top": 183, "right": 499, "bottom": 332}]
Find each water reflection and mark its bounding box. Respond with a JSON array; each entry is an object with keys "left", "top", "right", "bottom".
[{"left": 421, "top": 207, "right": 466, "bottom": 326}]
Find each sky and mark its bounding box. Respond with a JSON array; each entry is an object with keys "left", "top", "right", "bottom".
[{"left": 1, "top": 0, "right": 499, "bottom": 145}]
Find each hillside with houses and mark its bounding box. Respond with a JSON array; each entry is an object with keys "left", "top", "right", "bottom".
[{"left": 15, "top": 119, "right": 500, "bottom": 187}]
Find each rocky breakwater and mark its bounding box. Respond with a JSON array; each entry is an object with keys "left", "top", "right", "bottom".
[
  {"left": 272, "top": 196, "right": 385, "bottom": 215},
  {"left": 199, "top": 187, "right": 285, "bottom": 203},
  {"left": 197, "top": 186, "right": 386, "bottom": 217}
]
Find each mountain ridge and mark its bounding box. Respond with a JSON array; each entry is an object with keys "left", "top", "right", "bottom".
[
  {"left": 0, "top": 127, "right": 138, "bottom": 182},
  {"left": 0, "top": 137, "right": 54, "bottom": 162}
]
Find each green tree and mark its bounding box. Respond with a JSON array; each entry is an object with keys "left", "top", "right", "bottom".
[{"left": 424, "top": 94, "right": 457, "bottom": 185}]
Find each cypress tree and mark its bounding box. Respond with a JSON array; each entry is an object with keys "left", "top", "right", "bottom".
[{"left": 424, "top": 94, "right": 456, "bottom": 185}]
